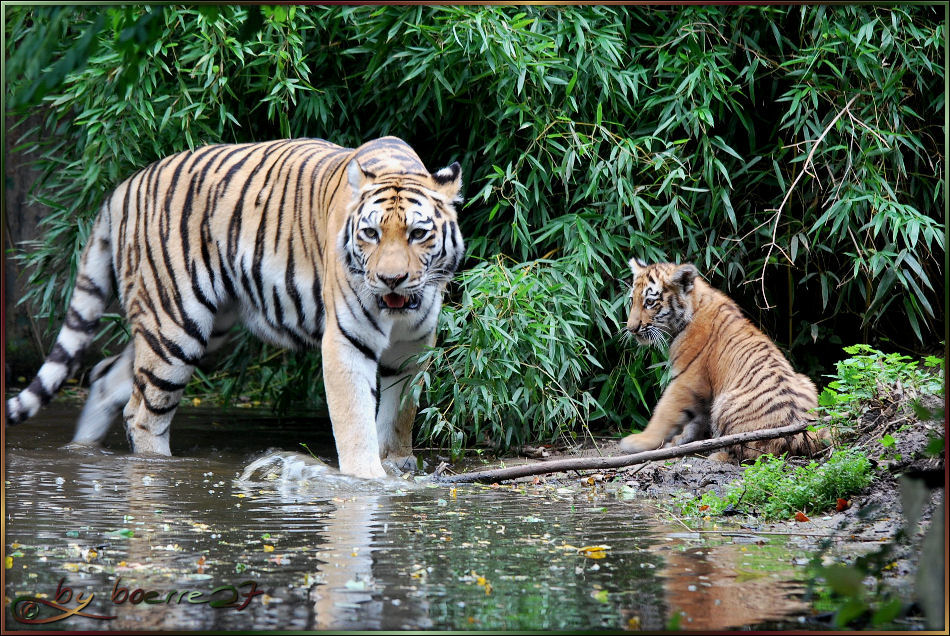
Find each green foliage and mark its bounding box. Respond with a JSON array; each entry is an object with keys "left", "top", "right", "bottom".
[
  {"left": 411, "top": 256, "right": 611, "bottom": 454},
  {"left": 677, "top": 449, "right": 874, "bottom": 520},
  {"left": 188, "top": 339, "right": 327, "bottom": 414},
  {"left": 5, "top": 6, "right": 945, "bottom": 450},
  {"left": 818, "top": 344, "right": 945, "bottom": 435}
]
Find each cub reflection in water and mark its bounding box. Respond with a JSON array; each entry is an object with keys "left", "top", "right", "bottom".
[{"left": 654, "top": 527, "right": 806, "bottom": 630}]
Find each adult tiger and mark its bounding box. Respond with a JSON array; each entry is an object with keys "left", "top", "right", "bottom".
[
  {"left": 619, "top": 258, "right": 826, "bottom": 461},
  {"left": 6, "top": 137, "right": 464, "bottom": 479}
]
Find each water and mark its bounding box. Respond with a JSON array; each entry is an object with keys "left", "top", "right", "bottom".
[{"left": 5, "top": 405, "right": 810, "bottom": 630}]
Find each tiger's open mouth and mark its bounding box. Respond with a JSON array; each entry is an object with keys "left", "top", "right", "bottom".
[{"left": 378, "top": 293, "right": 421, "bottom": 311}]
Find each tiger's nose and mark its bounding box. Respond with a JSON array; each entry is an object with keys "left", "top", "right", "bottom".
[{"left": 377, "top": 273, "right": 409, "bottom": 289}]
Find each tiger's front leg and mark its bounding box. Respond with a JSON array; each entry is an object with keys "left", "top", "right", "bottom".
[
  {"left": 619, "top": 377, "right": 705, "bottom": 453},
  {"left": 322, "top": 322, "right": 388, "bottom": 479},
  {"left": 377, "top": 333, "right": 434, "bottom": 472}
]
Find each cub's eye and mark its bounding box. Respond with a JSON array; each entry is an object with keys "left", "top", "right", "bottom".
[
  {"left": 643, "top": 298, "right": 658, "bottom": 309},
  {"left": 409, "top": 228, "right": 429, "bottom": 241},
  {"left": 359, "top": 228, "right": 379, "bottom": 242}
]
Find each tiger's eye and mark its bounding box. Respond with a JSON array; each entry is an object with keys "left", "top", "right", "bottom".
[
  {"left": 409, "top": 228, "right": 428, "bottom": 241},
  {"left": 360, "top": 228, "right": 379, "bottom": 241}
]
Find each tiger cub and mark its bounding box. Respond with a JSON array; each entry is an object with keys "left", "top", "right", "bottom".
[
  {"left": 619, "top": 258, "right": 824, "bottom": 461},
  {"left": 6, "top": 137, "right": 465, "bottom": 479}
]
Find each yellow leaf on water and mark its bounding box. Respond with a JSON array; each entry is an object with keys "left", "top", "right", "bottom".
[
  {"left": 578, "top": 545, "right": 609, "bottom": 559},
  {"left": 5, "top": 557, "right": 12, "bottom": 569},
  {"left": 263, "top": 545, "right": 275, "bottom": 552},
  {"left": 578, "top": 544, "right": 609, "bottom": 553},
  {"left": 468, "top": 571, "right": 492, "bottom": 595}
]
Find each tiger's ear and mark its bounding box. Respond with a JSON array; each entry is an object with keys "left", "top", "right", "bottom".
[
  {"left": 672, "top": 263, "right": 699, "bottom": 293},
  {"left": 628, "top": 257, "right": 648, "bottom": 277},
  {"left": 347, "top": 159, "right": 376, "bottom": 194},
  {"left": 432, "top": 161, "right": 463, "bottom": 203}
]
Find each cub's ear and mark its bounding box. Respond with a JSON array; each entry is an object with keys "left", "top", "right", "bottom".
[
  {"left": 432, "top": 161, "right": 463, "bottom": 203},
  {"left": 628, "top": 257, "right": 648, "bottom": 277},
  {"left": 672, "top": 263, "right": 699, "bottom": 293},
  {"left": 347, "top": 159, "right": 376, "bottom": 194}
]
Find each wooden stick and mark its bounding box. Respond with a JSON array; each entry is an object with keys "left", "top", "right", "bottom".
[{"left": 435, "top": 421, "right": 813, "bottom": 484}]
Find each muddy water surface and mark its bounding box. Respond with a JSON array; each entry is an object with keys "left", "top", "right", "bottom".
[{"left": 6, "top": 405, "right": 811, "bottom": 630}]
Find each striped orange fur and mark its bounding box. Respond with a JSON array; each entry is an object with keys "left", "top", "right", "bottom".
[{"left": 619, "top": 258, "right": 825, "bottom": 461}]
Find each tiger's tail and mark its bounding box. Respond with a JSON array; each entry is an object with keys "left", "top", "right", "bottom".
[{"left": 6, "top": 209, "right": 114, "bottom": 426}]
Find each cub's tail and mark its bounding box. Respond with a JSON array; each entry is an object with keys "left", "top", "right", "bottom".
[{"left": 6, "top": 210, "right": 114, "bottom": 426}]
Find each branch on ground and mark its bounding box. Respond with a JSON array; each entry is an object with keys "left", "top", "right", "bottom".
[{"left": 435, "top": 421, "right": 815, "bottom": 484}]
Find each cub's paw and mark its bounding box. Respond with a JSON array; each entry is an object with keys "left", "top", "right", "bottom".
[
  {"left": 619, "top": 433, "right": 663, "bottom": 454},
  {"left": 708, "top": 451, "right": 733, "bottom": 463}
]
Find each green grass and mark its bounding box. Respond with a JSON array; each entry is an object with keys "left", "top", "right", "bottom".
[{"left": 677, "top": 449, "right": 874, "bottom": 520}]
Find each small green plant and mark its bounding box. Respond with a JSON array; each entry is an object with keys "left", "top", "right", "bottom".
[
  {"left": 818, "top": 345, "right": 945, "bottom": 434},
  {"left": 677, "top": 449, "right": 874, "bottom": 520},
  {"left": 878, "top": 434, "right": 903, "bottom": 463}
]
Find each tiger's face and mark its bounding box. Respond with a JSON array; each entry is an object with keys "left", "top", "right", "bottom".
[
  {"left": 344, "top": 160, "right": 464, "bottom": 315},
  {"left": 625, "top": 259, "right": 699, "bottom": 347}
]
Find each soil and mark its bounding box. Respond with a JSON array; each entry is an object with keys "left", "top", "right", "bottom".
[{"left": 457, "top": 394, "right": 947, "bottom": 630}]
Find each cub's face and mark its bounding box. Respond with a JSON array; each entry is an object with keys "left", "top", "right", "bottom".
[
  {"left": 625, "top": 259, "right": 699, "bottom": 347},
  {"left": 344, "top": 160, "right": 464, "bottom": 315}
]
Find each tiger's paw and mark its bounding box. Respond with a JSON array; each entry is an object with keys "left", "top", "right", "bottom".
[
  {"left": 339, "top": 457, "right": 388, "bottom": 480},
  {"left": 619, "top": 433, "right": 664, "bottom": 454},
  {"left": 383, "top": 454, "right": 427, "bottom": 476}
]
